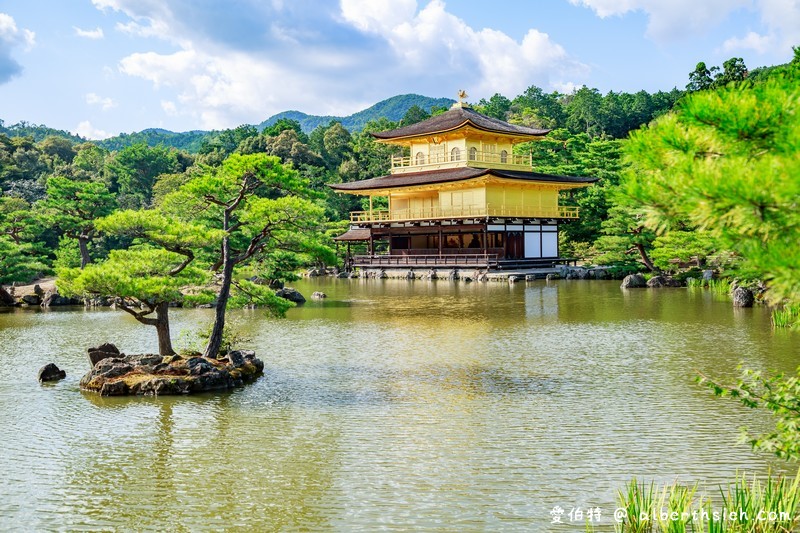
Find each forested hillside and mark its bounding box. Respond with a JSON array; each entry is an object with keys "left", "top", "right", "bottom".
[
  {"left": 0, "top": 120, "right": 83, "bottom": 143},
  {"left": 96, "top": 129, "right": 210, "bottom": 153}
]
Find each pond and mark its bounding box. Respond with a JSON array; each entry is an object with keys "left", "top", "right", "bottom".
[{"left": 1, "top": 279, "right": 798, "bottom": 531}]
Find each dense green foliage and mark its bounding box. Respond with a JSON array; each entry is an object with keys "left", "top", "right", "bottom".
[
  {"left": 59, "top": 211, "right": 219, "bottom": 354},
  {"left": 97, "top": 128, "right": 209, "bottom": 153},
  {"left": 59, "top": 154, "right": 332, "bottom": 356},
  {"left": 623, "top": 59, "right": 800, "bottom": 305}
]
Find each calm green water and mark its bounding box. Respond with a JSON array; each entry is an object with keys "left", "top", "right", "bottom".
[{"left": 1, "top": 279, "right": 798, "bottom": 531}]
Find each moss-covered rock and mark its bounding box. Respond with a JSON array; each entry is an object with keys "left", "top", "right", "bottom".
[{"left": 80, "top": 350, "right": 264, "bottom": 396}]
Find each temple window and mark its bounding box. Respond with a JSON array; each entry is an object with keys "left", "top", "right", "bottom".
[
  {"left": 450, "top": 147, "right": 461, "bottom": 161},
  {"left": 500, "top": 150, "right": 508, "bottom": 163},
  {"left": 468, "top": 147, "right": 477, "bottom": 161},
  {"left": 415, "top": 152, "right": 425, "bottom": 165},
  {"left": 430, "top": 145, "right": 445, "bottom": 163}
]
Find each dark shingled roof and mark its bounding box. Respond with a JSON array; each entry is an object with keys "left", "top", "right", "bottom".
[
  {"left": 371, "top": 106, "right": 550, "bottom": 140},
  {"left": 330, "top": 167, "right": 597, "bottom": 192},
  {"left": 333, "top": 228, "right": 371, "bottom": 241}
]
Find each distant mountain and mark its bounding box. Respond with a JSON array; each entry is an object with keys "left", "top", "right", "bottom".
[
  {"left": 1, "top": 93, "right": 455, "bottom": 153},
  {"left": 258, "top": 94, "right": 455, "bottom": 133},
  {"left": 96, "top": 128, "right": 211, "bottom": 153}
]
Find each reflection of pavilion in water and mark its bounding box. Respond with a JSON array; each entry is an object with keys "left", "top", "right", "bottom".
[
  {"left": 525, "top": 284, "right": 559, "bottom": 320},
  {"left": 332, "top": 92, "right": 597, "bottom": 271}
]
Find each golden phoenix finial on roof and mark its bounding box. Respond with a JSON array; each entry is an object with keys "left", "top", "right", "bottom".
[{"left": 457, "top": 90, "right": 468, "bottom": 103}]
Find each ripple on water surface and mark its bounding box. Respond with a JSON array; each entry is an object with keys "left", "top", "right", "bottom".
[{"left": 0, "top": 280, "right": 798, "bottom": 531}]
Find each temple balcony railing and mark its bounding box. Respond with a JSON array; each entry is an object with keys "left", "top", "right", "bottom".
[
  {"left": 352, "top": 253, "right": 498, "bottom": 267},
  {"left": 349, "top": 204, "right": 579, "bottom": 223},
  {"left": 390, "top": 150, "right": 531, "bottom": 174}
]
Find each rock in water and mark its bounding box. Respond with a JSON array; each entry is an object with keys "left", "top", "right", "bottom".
[
  {"left": 733, "top": 287, "right": 755, "bottom": 308},
  {"left": 620, "top": 274, "right": 647, "bottom": 289},
  {"left": 227, "top": 350, "right": 245, "bottom": 368},
  {"left": 80, "top": 351, "right": 264, "bottom": 396},
  {"left": 646, "top": 275, "right": 667, "bottom": 287},
  {"left": 41, "top": 289, "right": 77, "bottom": 307},
  {"left": 87, "top": 343, "right": 122, "bottom": 367},
  {"left": 21, "top": 294, "right": 41, "bottom": 305},
  {"left": 275, "top": 287, "right": 306, "bottom": 304},
  {"left": 647, "top": 275, "right": 683, "bottom": 288},
  {"left": 0, "top": 286, "right": 14, "bottom": 306},
  {"left": 38, "top": 363, "right": 66, "bottom": 382}
]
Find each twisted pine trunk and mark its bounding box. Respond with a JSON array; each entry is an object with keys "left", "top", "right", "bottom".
[
  {"left": 154, "top": 301, "right": 175, "bottom": 356},
  {"left": 78, "top": 234, "right": 91, "bottom": 269},
  {"left": 203, "top": 211, "right": 233, "bottom": 359}
]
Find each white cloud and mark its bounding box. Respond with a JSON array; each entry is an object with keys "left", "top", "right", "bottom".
[
  {"left": 721, "top": 31, "right": 773, "bottom": 54},
  {"left": 568, "top": 0, "right": 751, "bottom": 41},
  {"left": 118, "top": 50, "right": 198, "bottom": 88},
  {"left": 119, "top": 48, "right": 335, "bottom": 129},
  {"left": 74, "top": 26, "right": 104, "bottom": 39},
  {"left": 0, "top": 13, "right": 35, "bottom": 48},
  {"left": 91, "top": 0, "right": 586, "bottom": 129},
  {"left": 0, "top": 12, "right": 35, "bottom": 84},
  {"left": 339, "top": 0, "right": 417, "bottom": 33},
  {"left": 756, "top": 0, "right": 800, "bottom": 51},
  {"left": 92, "top": 0, "right": 189, "bottom": 45},
  {"left": 86, "top": 92, "right": 117, "bottom": 110},
  {"left": 75, "top": 120, "right": 112, "bottom": 140},
  {"left": 553, "top": 81, "right": 579, "bottom": 93},
  {"left": 570, "top": 0, "right": 800, "bottom": 56},
  {"left": 340, "top": 0, "right": 586, "bottom": 99},
  {"left": 161, "top": 100, "right": 177, "bottom": 115}
]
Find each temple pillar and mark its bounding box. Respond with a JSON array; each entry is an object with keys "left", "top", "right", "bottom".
[{"left": 482, "top": 223, "right": 488, "bottom": 257}]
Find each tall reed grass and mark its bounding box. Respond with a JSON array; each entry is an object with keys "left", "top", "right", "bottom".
[
  {"left": 771, "top": 304, "right": 800, "bottom": 329},
  {"left": 686, "top": 278, "right": 732, "bottom": 296},
  {"left": 687, "top": 278, "right": 704, "bottom": 289},
  {"left": 595, "top": 471, "right": 800, "bottom": 533},
  {"left": 707, "top": 279, "right": 733, "bottom": 296}
]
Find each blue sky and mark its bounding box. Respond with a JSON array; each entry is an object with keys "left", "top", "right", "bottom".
[{"left": 0, "top": 0, "right": 797, "bottom": 139}]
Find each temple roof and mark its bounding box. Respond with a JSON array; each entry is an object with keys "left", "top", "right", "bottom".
[
  {"left": 370, "top": 105, "right": 550, "bottom": 141},
  {"left": 330, "top": 167, "right": 597, "bottom": 192},
  {"left": 333, "top": 228, "right": 371, "bottom": 241}
]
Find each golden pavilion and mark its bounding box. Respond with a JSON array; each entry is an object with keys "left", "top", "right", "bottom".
[{"left": 331, "top": 94, "right": 597, "bottom": 270}]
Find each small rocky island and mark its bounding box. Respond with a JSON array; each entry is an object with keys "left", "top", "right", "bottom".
[{"left": 80, "top": 343, "right": 264, "bottom": 396}]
